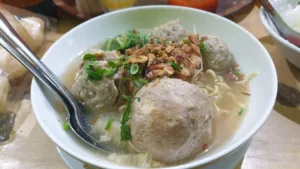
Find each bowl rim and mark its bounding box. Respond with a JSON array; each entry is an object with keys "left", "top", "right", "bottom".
[
  {"left": 31, "top": 5, "right": 278, "bottom": 169},
  {"left": 259, "top": 7, "right": 300, "bottom": 53}
]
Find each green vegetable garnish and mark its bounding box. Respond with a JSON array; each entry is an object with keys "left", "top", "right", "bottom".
[
  {"left": 170, "top": 62, "right": 183, "bottom": 71},
  {"left": 116, "top": 36, "right": 126, "bottom": 50},
  {"left": 139, "top": 32, "right": 150, "bottom": 46},
  {"left": 83, "top": 54, "right": 96, "bottom": 61},
  {"left": 233, "top": 71, "right": 240, "bottom": 76},
  {"left": 238, "top": 109, "right": 244, "bottom": 116},
  {"left": 105, "top": 118, "right": 113, "bottom": 130},
  {"left": 130, "top": 64, "right": 140, "bottom": 75},
  {"left": 115, "top": 30, "right": 150, "bottom": 51},
  {"left": 200, "top": 42, "right": 207, "bottom": 55},
  {"left": 84, "top": 61, "right": 116, "bottom": 81},
  {"left": 122, "top": 95, "right": 132, "bottom": 101},
  {"left": 102, "top": 38, "right": 119, "bottom": 51},
  {"left": 108, "top": 56, "right": 126, "bottom": 68},
  {"left": 103, "top": 38, "right": 113, "bottom": 51},
  {"left": 124, "top": 63, "right": 148, "bottom": 88},
  {"left": 120, "top": 95, "right": 134, "bottom": 141},
  {"left": 63, "top": 121, "right": 71, "bottom": 131},
  {"left": 183, "top": 37, "right": 190, "bottom": 44},
  {"left": 120, "top": 124, "right": 132, "bottom": 141},
  {"left": 136, "top": 77, "right": 148, "bottom": 84},
  {"left": 120, "top": 95, "right": 142, "bottom": 141}
]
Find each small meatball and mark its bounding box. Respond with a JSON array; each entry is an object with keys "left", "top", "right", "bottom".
[
  {"left": 104, "top": 50, "right": 120, "bottom": 61},
  {"left": 152, "top": 20, "right": 187, "bottom": 42},
  {"left": 72, "top": 61, "right": 118, "bottom": 109},
  {"left": 202, "top": 36, "right": 233, "bottom": 72},
  {"left": 131, "top": 78, "right": 213, "bottom": 163}
]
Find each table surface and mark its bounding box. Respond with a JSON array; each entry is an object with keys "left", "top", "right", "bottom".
[{"left": 1, "top": 4, "right": 300, "bottom": 169}]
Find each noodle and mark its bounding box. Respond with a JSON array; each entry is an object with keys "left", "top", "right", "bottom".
[
  {"left": 234, "top": 72, "right": 258, "bottom": 84},
  {"left": 216, "top": 82, "right": 231, "bottom": 90},
  {"left": 192, "top": 69, "right": 254, "bottom": 115},
  {"left": 209, "top": 85, "right": 219, "bottom": 96}
]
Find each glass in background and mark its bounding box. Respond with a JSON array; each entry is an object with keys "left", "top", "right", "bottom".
[{"left": 100, "top": 0, "right": 137, "bottom": 13}]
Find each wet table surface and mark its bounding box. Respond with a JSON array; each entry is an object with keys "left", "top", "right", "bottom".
[{"left": 1, "top": 4, "right": 300, "bottom": 169}]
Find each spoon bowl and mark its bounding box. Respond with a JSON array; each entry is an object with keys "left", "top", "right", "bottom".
[{"left": 0, "top": 12, "right": 110, "bottom": 153}]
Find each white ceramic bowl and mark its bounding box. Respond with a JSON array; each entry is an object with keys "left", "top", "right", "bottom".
[
  {"left": 31, "top": 6, "right": 277, "bottom": 169},
  {"left": 260, "top": 1, "right": 300, "bottom": 68}
]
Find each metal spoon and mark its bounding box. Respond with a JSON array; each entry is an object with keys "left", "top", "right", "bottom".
[
  {"left": 259, "top": 0, "right": 300, "bottom": 47},
  {"left": 0, "top": 13, "right": 110, "bottom": 153}
]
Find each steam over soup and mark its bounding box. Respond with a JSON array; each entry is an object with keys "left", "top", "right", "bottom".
[{"left": 60, "top": 20, "right": 256, "bottom": 168}]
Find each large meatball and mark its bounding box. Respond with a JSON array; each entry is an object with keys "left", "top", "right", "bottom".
[
  {"left": 152, "top": 20, "right": 187, "bottom": 42},
  {"left": 72, "top": 61, "right": 118, "bottom": 109},
  {"left": 202, "top": 36, "right": 233, "bottom": 72},
  {"left": 130, "top": 78, "right": 213, "bottom": 163}
]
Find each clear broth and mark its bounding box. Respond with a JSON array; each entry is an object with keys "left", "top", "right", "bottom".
[{"left": 59, "top": 45, "right": 250, "bottom": 167}]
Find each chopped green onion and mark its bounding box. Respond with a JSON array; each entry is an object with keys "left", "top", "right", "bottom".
[
  {"left": 102, "top": 38, "right": 113, "bottom": 51},
  {"left": 105, "top": 118, "right": 113, "bottom": 130},
  {"left": 116, "top": 36, "right": 126, "bottom": 50},
  {"left": 238, "top": 109, "right": 244, "bottom": 116},
  {"left": 170, "top": 62, "right": 183, "bottom": 71},
  {"left": 130, "top": 64, "right": 140, "bottom": 75},
  {"left": 183, "top": 37, "right": 190, "bottom": 44},
  {"left": 83, "top": 54, "right": 96, "bottom": 61},
  {"left": 122, "top": 95, "right": 132, "bottom": 101},
  {"left": 233, "top": 71, "right": 240, "bottom": 76},
  {"left": 104, "top": 68, "right": 116, "bottom": 76},
  {"left": 200, "top": 42, "right": 207, "bottom": 55},
  {"left": 120, "top": 95, "right": 133, "bottom": 141},
  {"left": 107, "top": 61, "right": 117, "bottom": 68},
  {"left": 63, "top": 121, "right": 71, "bottom": 131},
  {"left": 120, "top": 123, "right": 132, "bottom": 141},
  {"left": 137, "top": 77, "right": 148, "bottom": 84},
  {"left": 108, "top": 56, "right": 126, "bottom": 68},
  {"left": 102, "top": 38, "right": 119, "bottom": 51}
]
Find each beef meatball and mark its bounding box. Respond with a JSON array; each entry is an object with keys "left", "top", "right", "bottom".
[
  {"left": 72, "top": 61, "right": 118, "bottom": 109},
  {"left": 152, "top": 20, "right": 187, "bottom": 42},
  {"left": 130, "top": 78, "right": 213, "bottom": 163},
  {"left": 202, "top": 36, "right": 233, "bottom": 72}
]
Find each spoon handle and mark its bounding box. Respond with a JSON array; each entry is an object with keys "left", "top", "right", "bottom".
[{"left": 0, "top": 13, "right": 74, "bottom": 108}]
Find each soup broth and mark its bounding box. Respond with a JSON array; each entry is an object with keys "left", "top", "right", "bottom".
[
  {"left": 58, "top": 20, "right": 254, "bottom": 167},
  {"left": 59, "top": 48, "right": 250, "bottom": 167}
]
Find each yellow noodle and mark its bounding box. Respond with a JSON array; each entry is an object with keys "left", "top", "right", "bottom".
[
  {"left": 209, "top": 85, "right": 219, "bottom": 96},
  {"left": 205, "top": 85, "right": 214, "bottom": 92},
  {"left": 206, "top": 69, "right": 217, "bottom": 79},
  {"left": 234, "top": 72, "right": 258, "bottom": 84},
  {"left": 216, "top": 82, "right": 231, "bottom": 90}
]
